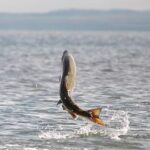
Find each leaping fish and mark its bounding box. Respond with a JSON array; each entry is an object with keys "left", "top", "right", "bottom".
[{"left": 57, "top": 50, "right": 105, "bottom": 126}]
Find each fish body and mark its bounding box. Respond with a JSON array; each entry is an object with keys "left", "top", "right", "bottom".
[
  {"left": 58, "top": 50, "right": 105, "bottom": 126},
  {"left": 60, "top": 50, "right": 76, "bottom": 95}
]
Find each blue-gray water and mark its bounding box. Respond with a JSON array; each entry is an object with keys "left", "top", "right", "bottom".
[{"left": 0, "top": 31, "right": 150, "bottom": 150}]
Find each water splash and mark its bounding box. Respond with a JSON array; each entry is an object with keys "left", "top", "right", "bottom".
[
  {"left": 104, "top": 109, "right": 130, "bottom": 140},
  {"left": 39, "top": 130, "right": 71, "bottom": 139},
  {"left": 38, "top": 109, "right": 130, "bottom": 141}
]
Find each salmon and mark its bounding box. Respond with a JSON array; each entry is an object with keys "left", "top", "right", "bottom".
[{"left": 57, "top": 50, "right": 105, "bottom": 126}]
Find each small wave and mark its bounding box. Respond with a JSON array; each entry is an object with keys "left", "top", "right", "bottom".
[
  {"left": 24, "top": 148, "right": 38, "bottom": 150},
  {"left": 2, "top": 144, "right": 38, "bottom": 150},
  {"left": 38, "top": 109, "right": 130, "bottom": 141}
]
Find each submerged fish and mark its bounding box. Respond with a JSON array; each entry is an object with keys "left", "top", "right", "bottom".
[{"left": 57, "top": 50, "right": 105, "bottom": 126}]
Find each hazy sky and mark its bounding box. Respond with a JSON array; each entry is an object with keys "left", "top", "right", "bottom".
[{"left": 0, "top": 0, "right": 149, "bottom": 13}]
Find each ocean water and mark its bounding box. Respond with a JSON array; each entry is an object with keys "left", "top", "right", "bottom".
[{"left": 0, "top": 31, "right": 150, "bottom": 150}]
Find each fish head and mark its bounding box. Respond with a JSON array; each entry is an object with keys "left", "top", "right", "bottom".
[{"left": 62, "top": 50, "right": 69, "bottom": 62}]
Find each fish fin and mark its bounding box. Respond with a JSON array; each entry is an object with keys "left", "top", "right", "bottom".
[
  {"left": 68, "top": 111, "right": 77, "bottom": 119},
  {"left": 57, "top": 100, "right": 62, "bottom": 105},
  {"left": 90, "top": 117, "right": 105, "bottom": 126},
  {"left": 88, "top": 107, "right": 102, "bottom": 118},
  {"left": 88, "top": 108, "right": 105, "bottom": 126},
  {"left": 62, "top": 105, "right": 66, "bottom": 110}
]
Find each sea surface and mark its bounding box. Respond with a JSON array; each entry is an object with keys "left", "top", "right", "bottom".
[{"left": 0, "top": 31, "right": 150, "bottom": 150}]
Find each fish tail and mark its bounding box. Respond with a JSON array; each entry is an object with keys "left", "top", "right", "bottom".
[{"left": 88, "top": 107, "right": 105, "bottom": 126}]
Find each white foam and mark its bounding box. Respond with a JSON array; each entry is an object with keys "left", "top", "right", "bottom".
[
  {"left": 39, "top": 130, "right": 70, "bottom": 139},
  {"left": 38, "top": 109, "right": 130, "bottom": 141},
  {"left": 75, "top": 124, "right": 93, "bottom": 136}
]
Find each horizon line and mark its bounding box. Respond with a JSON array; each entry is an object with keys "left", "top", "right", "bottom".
[{"left": 0, "top": 8, "right": 150, "bottom": 14}]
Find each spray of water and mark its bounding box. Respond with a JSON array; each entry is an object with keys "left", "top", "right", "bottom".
[{"left": 38, "top": 109, "right": 130, "bottom": 141}]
